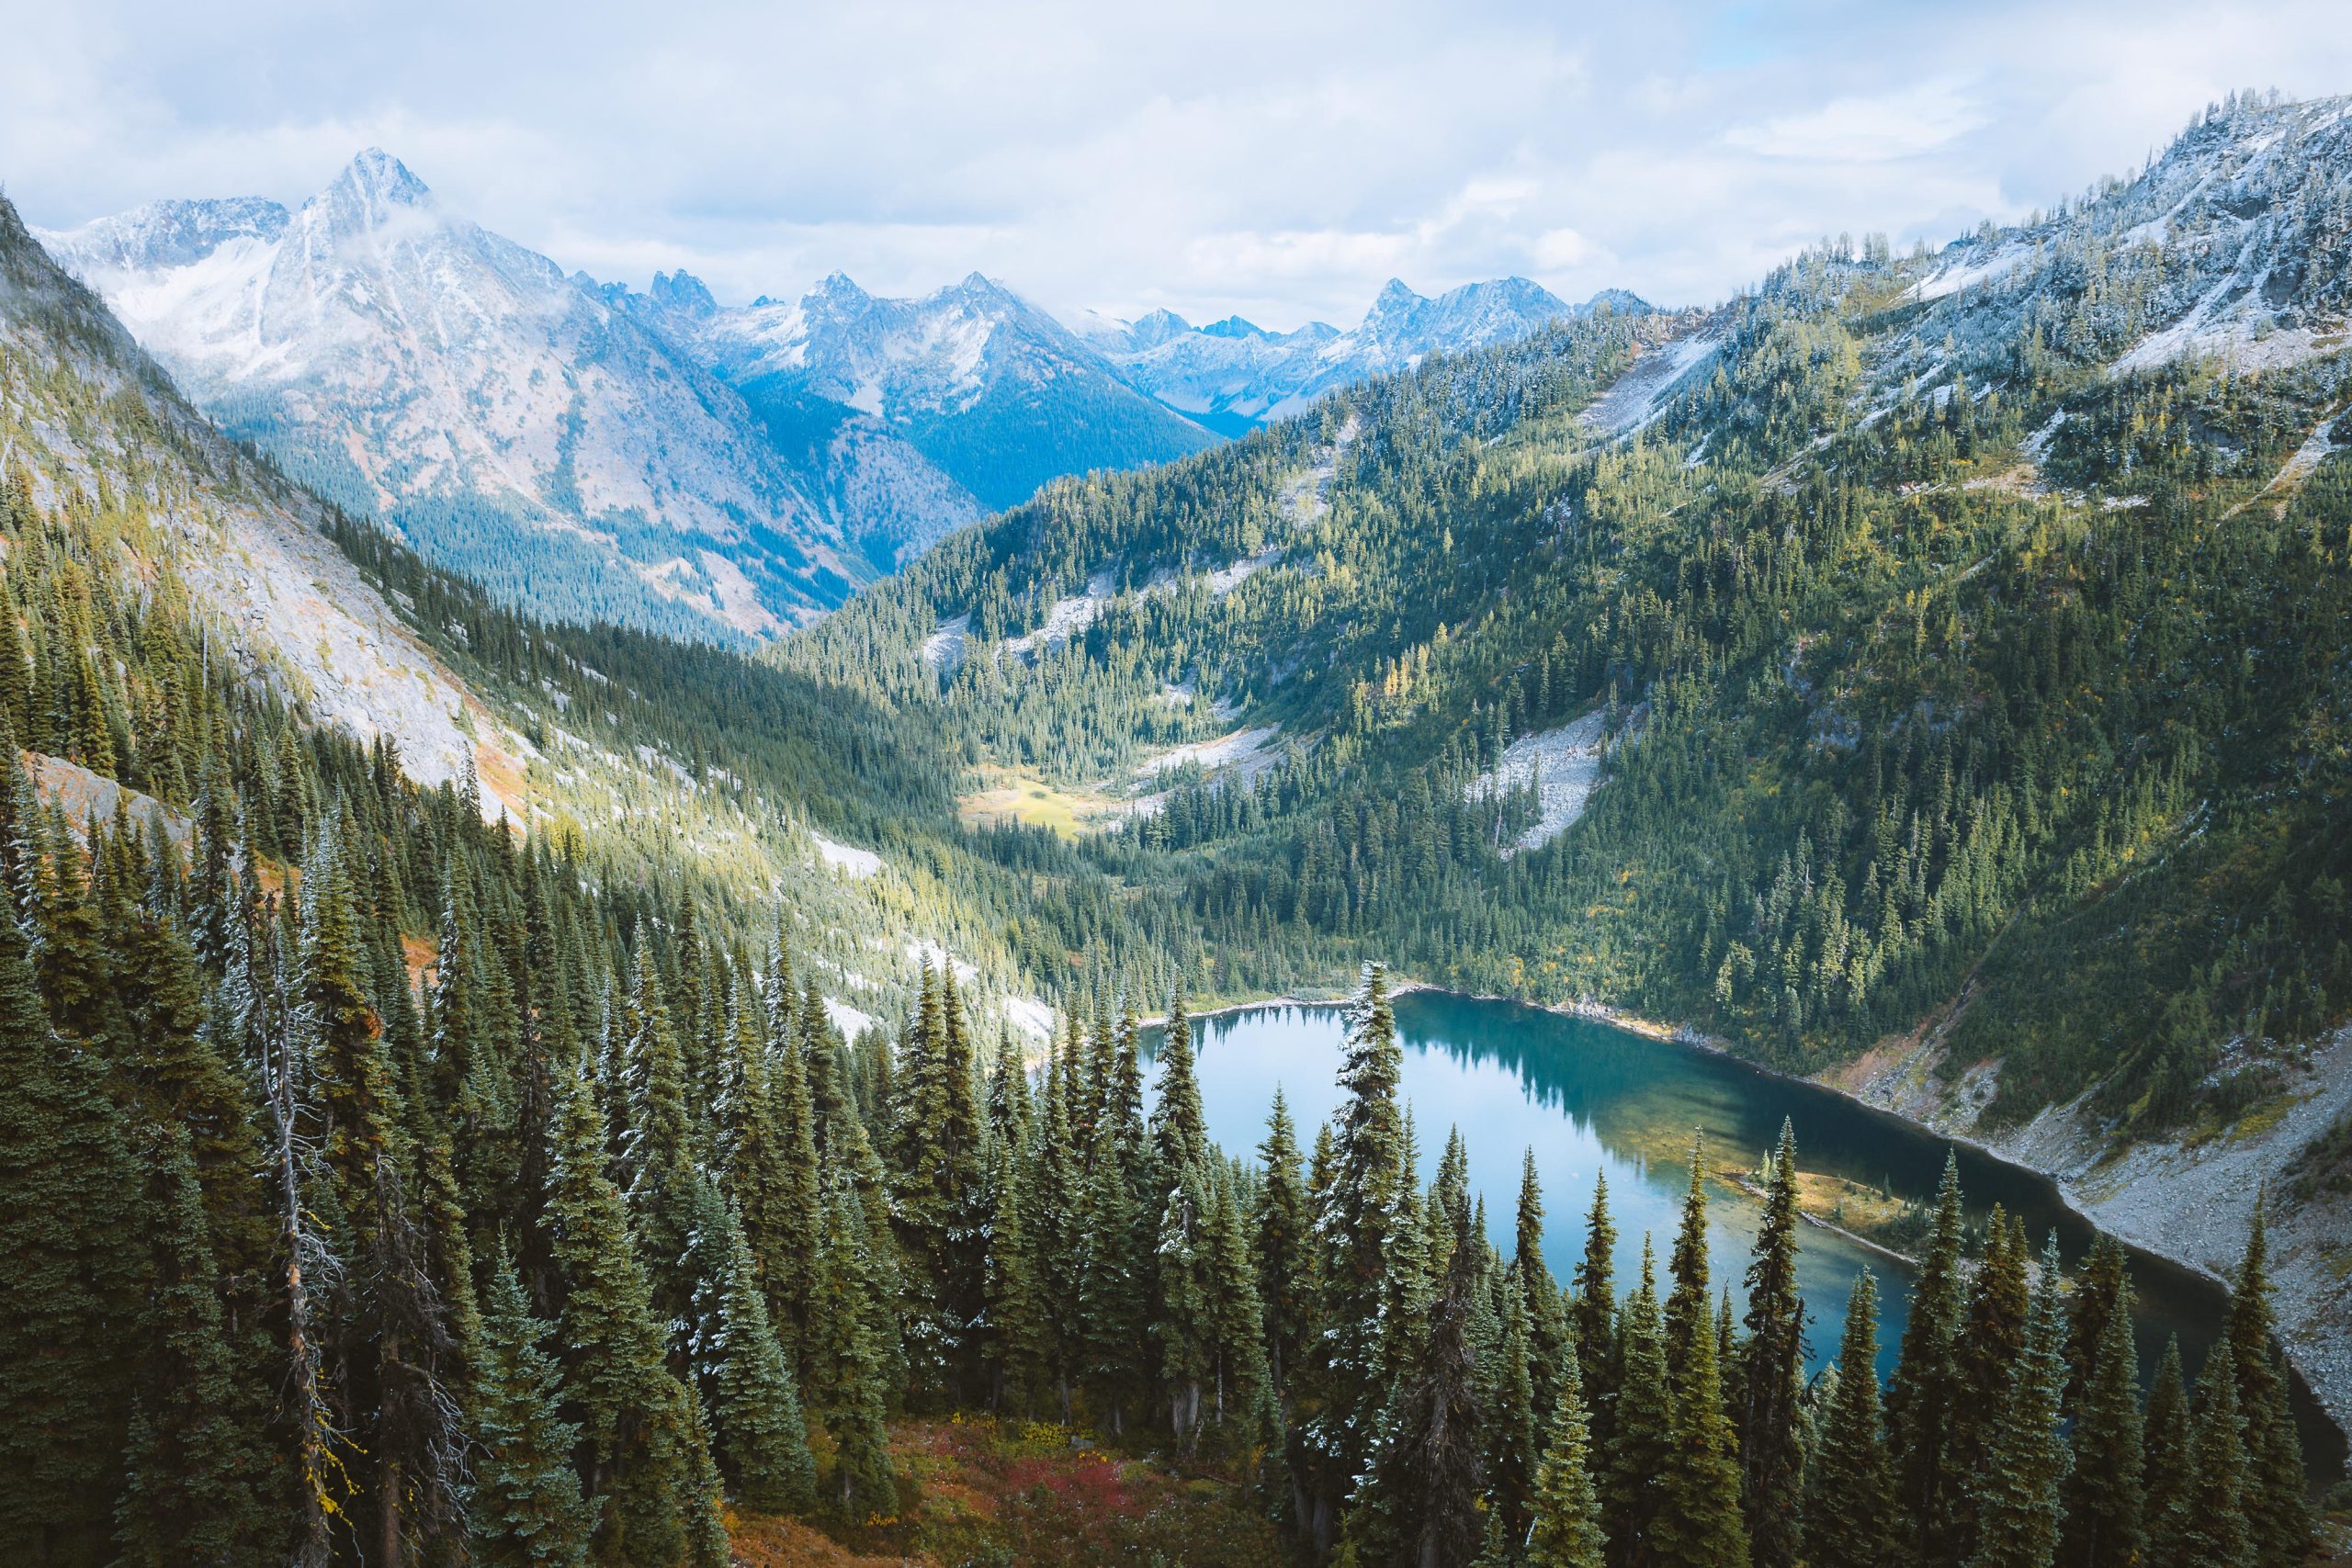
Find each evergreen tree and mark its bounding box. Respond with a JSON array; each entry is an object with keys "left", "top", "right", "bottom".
[
  {"left": 1514, "top": 1149, "right": 1571, "bottom": 1422},
  {"left": 2178, "top": 1351, "right": 2255, "bottom": 1568},
  {"left": 699, "top": 1207, "right": 820, "bottom": 1515},
  {"left": 1654, "top": 1221, "right": 1749, "bottom": 1568},
  {"left": 810, "top": 1181, "right": 899, "bottom": 1521},
  {"left": 1527, "top": 1355, "right": 1608, "bottom": 1568},
  {"left": 1573, "top": 1171, "right": 1617, "bottom": 1453},
  {"left": 1602, "top": 1240, "right": 1672, "bottom": 1568},
  {"left": 2222, "top": 1198, "right": 2311, "bottom": 1568},
  {"left": 1738, "top": 1119, "right": 1806, "bottom": 1568},
  {"left": 540, "top": 1049, "right": 719, "bottom": 1566},
  {"left": 1301, "top": 963, "right": 1408, "bottom": 1552},
  {"left": 2140, "top": 1338, "right": 2193, "bottom": 1567},
  {"left": 1966, "top": 1234, "right": 2067, "bottom": 1568},
  {"left": 1372, "top": 1222, "right": 1487, "bottom": 1568},
  {"left": 469, "top": 1253, "right": 594, "bottom": 1568},
  {"left": 0, "top": 863, "right": 144, "bottom": 1568},
  {"left": 113, "top": 1124, "right": 275, "bottom": 1568},
  {"left": 1252, "top": 1089, "right": 1313, "bottom": 1399},
  {"left": 1487, "top": 1280, "right": 1544, "bottom": 1549},
  {"left": 2058, "top": 1269, "right": 2143, "bottom": 1568},
  {"left": 1150, "top": 991, "right": 1208, "bottom": 1177},
  {"left": 1802, "top": 1273, "right": 1895, "bottom": 1568},
  {"left": 1891, "top": 1152, "right": 1969, "bottom": 1565}
]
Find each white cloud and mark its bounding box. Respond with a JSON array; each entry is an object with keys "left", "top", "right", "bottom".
[
  {"left": 2, "top": 0, "right": 2350, "bottom": 326},
  {"left": 1724, "top": 79, "right": 1989, "bottom": 162}
]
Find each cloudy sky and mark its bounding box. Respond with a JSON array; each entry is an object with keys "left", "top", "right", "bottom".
[{"left": 5, "top": 0, "right": 2350, "bottom": 327}]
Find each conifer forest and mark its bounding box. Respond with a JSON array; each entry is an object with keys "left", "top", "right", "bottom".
[{"left": 2, "top": 21, "right": 2352, "bottom": 1566}]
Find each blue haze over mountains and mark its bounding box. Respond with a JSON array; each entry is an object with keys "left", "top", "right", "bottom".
[{"left": 40, "top": 150, "right": 1642, "bottom": 640}]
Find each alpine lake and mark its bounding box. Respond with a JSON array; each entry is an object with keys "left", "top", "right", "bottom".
[{"left": 1142, "top": 988, "right": 2347, "bottom": 1481}]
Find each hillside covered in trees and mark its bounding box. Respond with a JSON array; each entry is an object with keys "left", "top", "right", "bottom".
[
  {"left": 1, "top": 74, "right": 2349, "bottom": 1568},
  {"left": 786, "top": 90, "right": 2352, "bottom": 1160}
]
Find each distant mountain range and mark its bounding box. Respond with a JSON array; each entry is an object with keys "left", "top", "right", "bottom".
[
  {"left": 1070, "top": 279, "right": 1650, "bottom": 434},
  {"left": 42, "top": 151, "right": 1630, "bottom": 637}
]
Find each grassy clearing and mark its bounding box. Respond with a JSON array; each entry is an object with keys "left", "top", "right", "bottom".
[{"left": 957, "top": 765, "right": 1136, "bottom": 839}]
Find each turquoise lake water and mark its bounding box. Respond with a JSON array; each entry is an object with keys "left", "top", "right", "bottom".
[{"left": 1146, "top": 989, "right": 2345, "bottom": 1479}]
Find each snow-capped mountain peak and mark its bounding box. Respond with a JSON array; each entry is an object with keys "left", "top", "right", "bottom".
[{"left": 1080, "top": 275, "right": 1640, "bottom": 430}]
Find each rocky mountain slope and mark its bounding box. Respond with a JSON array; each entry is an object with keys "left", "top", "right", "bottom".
[
  {"left": 40, "top": 152, "right": 972, "bottom": 639},
  {"left": 0, "top": 184, "right": 1095, "bottom": 1045},
  {"left": 615, "top": 268, "right": 1223, "bottom": 513},
  {"left": 50, "top": 152, "right": 1633, "bottom": 634}
]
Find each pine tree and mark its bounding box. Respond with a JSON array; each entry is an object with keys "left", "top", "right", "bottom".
[
  {"left": 2140, "top": 1337, "right": 2193, "bottom": 1566},
  {"left": 1514, "top": 1149, "right": 1571, "bottom": 1422},
  {"left": 1301, "top": 963, "right": 1408, "bottom": 1551},
  {"left": 2222, "top": 1197, "right": 2310, "bottom": 1568},
  {"left": 2058, "top": 1267, "right": 2143, "bottom": 1568},
  {"left": 540, "top": 1048, "right": 719, "bottom": 1566},
  {"left": 1602, "top": 1240, "right": 1672, "bottom": 1567},
  {"left": 468, "top": 1253, "right": 594, "bottom": 1568},
  {"left": 699, "top": 1206, "right": 819, "bottom": 1515},
  {"left": 1966, "top": 1234, "right": 2067, "bottom": 1568},
  {"left": 113, "top": 1124, "right": 275, "bottom": 1568},
  {"left": 1573, "top": 1171, "right": 1617, "bottom": 1453},
  {"left": 1654, "top": 1222, "right": 1750, "bottom": 1568},
  {"left": 1802, "top": 1273, "right": 1895, "bottom": 1568},
  {"left": 0, "top": 866, "right": 144, "bottom": 1568},
  {"left": 1487, "top": 1279, "right": 1544, "bottom": 1548},
  {"left": 1950, "top": 1209, "right": 2030, "bottom": 1561},
  {"left": 1252, "top": 1089, "right": 1312, "bottom": 1399},
  {"left": 1739, "top": 1118, "right": 1806, "bottom": 1568},
  {"left": 1891, "top": 1151, "right": 1968, "bottom": 1565},
  {"left": 1374, "top": 1222, "right": 1487, "bottom": 1568},
  {"left": 810, "top": 1181, "right": 899, "bottom": 1521},
  {"left": 1527, "top": 1354, "right": 1608, "bottom": 1568},
  {"left": 1150, "top": 990, "right": 1208, "bottom": 1177},
  {"left": 1663, "top": 1133, "right": 1713, "bottom": 1376},
  {"left": 2178, "top": 1351, "right": 2255, "bottom": 1568}
]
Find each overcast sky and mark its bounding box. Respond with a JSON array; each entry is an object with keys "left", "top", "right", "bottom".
[{"left": 5, "top": 0, "right": 2350, "bottom": 328}]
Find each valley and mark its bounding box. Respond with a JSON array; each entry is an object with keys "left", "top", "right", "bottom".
[{"left": 1, "top": 55, "right": 2348, "bottom": 1568}]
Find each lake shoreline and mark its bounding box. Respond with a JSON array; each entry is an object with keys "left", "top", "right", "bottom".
[{"left": 1199, "top": 974, "right": 2352, "bottom": 1458}]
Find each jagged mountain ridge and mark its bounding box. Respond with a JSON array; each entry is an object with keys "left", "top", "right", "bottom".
[
  {"left": 0, "top": 181, "right": 1088, "bottom": 1041},
  {"left": 605, "top": 265, "right": 1223, "bottom": 513},
  {"left": 39, "top": 152, "right": 979, "bottom": 639},
  {"left": 1071, "top": 276, "right": 1653, "bottom": 433}
]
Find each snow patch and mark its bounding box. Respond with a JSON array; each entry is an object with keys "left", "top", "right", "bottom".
[
  {"left": 822, "top": 998, "right": 878, "bottom": 1042},
  {"left": 1206, "top": 547, "right": 1283, "bottom": 594},
  {"left": 921, "top": 612, "right": 969, "bottom": 673},
  {"left": 1137, "top": 723, "right": 1283, "bottom": 782},
  {"left": 809, "top": 829, "right": 883, "bottom": 879},
  {"left": 1463, "top": 711, "right": 1611, "bottom": 855},
  {"left": 1579, "top": 335, "right": 1717, "bottom": 437}
]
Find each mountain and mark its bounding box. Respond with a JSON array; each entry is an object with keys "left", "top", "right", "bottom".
[
  {"left": 1072, "top": 276, "right": 1649, "bottom": 433},
  {"left": 784, "top": 90, "right": 2352, "bottom": 1419},
  {"left": 40, "top": 151, "right": 980, "bottom": 639},
  {"left": 614, "top": 267, "right": 1222, "bottom": 513}
]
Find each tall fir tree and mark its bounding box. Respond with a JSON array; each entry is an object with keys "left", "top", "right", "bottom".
[
  {"left": 1738, "top": 1118, "right": 1806, "bottom": 1568},
  {"left": 2140, "top": 1337, "right": 2194, "bottom": 1568},
  {"left": 0, "top": 835, "right": 146, "bottom": 1568},
  {"left": 1527, "top": 1354, "right": 1608, "bottom": 1568},
  {"left": 1801, "top": 1273, "right": 1896, "bottom": 1568},
  {"left": 1891, "top": 1151, "right": 1969, "bottom": 1566},
  {"left": 2058, "top": 1267, "right": 2143, "bottom": 1568},
  {"left": 2178, "top": 1350, "right": 2255, "bottom": 1568},
  {"left": 468, "top": 1252, "right": 594, "bottom": 1568},
  {"left": 1966, "top": 1234, "right": 2068, "bottom": 1568},
  {"left": 2221, "top": 1197, "right": 2311, "bottom": 1568}
]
